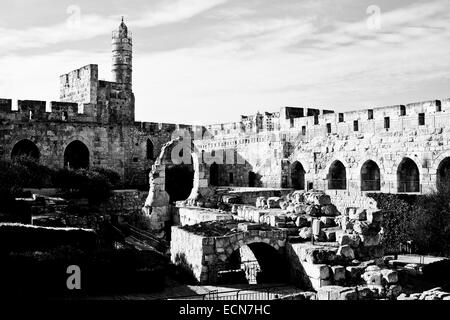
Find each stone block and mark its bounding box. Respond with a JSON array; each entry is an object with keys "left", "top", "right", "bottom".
[
  {"left": 349, "top": 208, "right": 366, "bottom": 221},
  {"left": 362, "top": 270, "right": 382, "bottom": 286},
  {"left": 346, "top": 265, "right": 364, "bottom": 280},
  {"left": 294, "top": 204, "right": 307, "bottom": 214},
  {"left": 299, "top": 227, "right": 312, "bottom": 240},
  {"left": 320, "top": 216, "right": 336, "bottom": 228},
  {"left": 286, "top": 203, "right": 295, "bottom": 213},
  {"left": 338, "top": 245, "right": 355, "bottom": 260},
  {"left": 331, "top": 266, "right": 346, "bottom": 282},
  {"left": 323, "top": 229, "right": 336, "bottom": 242},
  {"left": 317, "top": 286, "right": 345, "bottom": 300},
  {"left": 381, "top": 269, "right": 398, "bottom": 284},
  {"left": 321, "top": 204, "right": 339, "bottom": 216},
  {"left": 302, "top": 262, "right": 331, "bottom": 280},
  {"left": 306, "top": 204, "right": 320, "bottom": 217},
  {"left": 309, "top": 278, "right": 333, "bottom": 291},
  {"left": 295, "top": 216, "right": 309, "bottom": 228},
  {"left": 255, "top": 197, "right": 267, "bottom": 208},
  {"left": 267, "top": 197, "right": 281, "bottom": 208},
  {"left": 312, "top": 219, "right": 322, "bottom": 236},
  {"left": 306, "top": 192, "right": 331, "bottom": 206}
]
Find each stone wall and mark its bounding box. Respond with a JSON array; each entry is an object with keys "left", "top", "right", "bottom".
[
  {"left": 195, "top": 98, "right": 450, "bottom": 198},
  {"left": 175, "top": 207, "right": 233, "bottom": 226},
  {"left": 170, "top": 226, "right": 208, "bottom": 282},
  {"left": 170, "top": 226, "right": 287, "bottom": 284}
]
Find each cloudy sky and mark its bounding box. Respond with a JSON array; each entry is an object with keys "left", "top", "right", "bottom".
[{"left": 0, "top": 0, "right": 449, "bottom": 124}]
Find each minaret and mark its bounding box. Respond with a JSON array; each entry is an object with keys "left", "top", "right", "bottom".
[{"left": 112, "top": 17, "right": 132, "bottom": 90}]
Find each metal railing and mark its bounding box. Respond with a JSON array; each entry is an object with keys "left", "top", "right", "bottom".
[
  {"left": 165, "top": 286, "right": 301, "bottom": 301},
  {"left": 311, "top": 178, "right": 434, "bottom": 194}
]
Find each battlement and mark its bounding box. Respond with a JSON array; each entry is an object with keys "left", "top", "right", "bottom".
[
  {"left": 193, "top": 98, "right": 450, "bottom": 151},
  {"left": 0, "top": 98, "right": 89, "bottom": 122},
  {"left": 288, "top": 98, "right": 450, "bottom": 138},
  {"left": 134, "top": 121, "right": 204, "bottom": 135}
]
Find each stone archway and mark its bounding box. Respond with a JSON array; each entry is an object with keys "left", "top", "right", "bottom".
[
  {"left": 328, "top": 160, "right": 346, "bottom": 190},
  {"left": 361, "top": 160, "right": 381, "bottom": 191},
  {"left": 165, "top": 159, "right": 194, "bottom": 203},
  {"left": 220, "top": 242, "right": 288, "bottom": 285},
  {"left": 11, "top": 139, "right": 40, "bottom": 161},
  {"left": 397, "top": 157, "right": 420, "bottom": 193},
  {"left": 64, "top": 140, "right": 89, "bottom": 169},
  {"left": 291, "top": 161, "right": 305, "bottom": 190},
  {"left": 437, "top": 157, "right": 450, "bottom": 192},
  {"left": 170, "top": 226, "right": 287, "bottom": 284},
  {"left": 142, "top": 137, "right": 210, "bottom": 232}
]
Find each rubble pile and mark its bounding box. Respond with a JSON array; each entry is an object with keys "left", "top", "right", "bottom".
[
  {"left": 233, "top": 190, "right": 402, "bottom": 299},
  {"left": 397, "top": 287, "right": 450, "bottom": 300}
]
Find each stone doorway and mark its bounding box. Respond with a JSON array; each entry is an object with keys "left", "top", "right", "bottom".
[
  {"left": 64, "top": 140, "right": 89, "bottom": 169},
  {"left": 328, "top": 160, "right": 346, "bottom": 190},
  {"left": 361, "top": 160, "right": 381, "bottom": 191},
  {"left": 437, "top": 157, "right": 450, "bottom": 192},
  {"left": 11, "top": 139, "right": 40, "bottom": 161},
  {"left": 397, "top": 158, "right": 420, "bottom": 193},
  {"left": 165, "top": 163, "right": 194, "bottom": 203},
  {"left": 291, "top": 161, "right": 305, "bottom": 190}
]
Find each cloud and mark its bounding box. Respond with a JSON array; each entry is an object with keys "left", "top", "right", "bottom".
[
  {"left": 0, "top": 0, "right": 228, "bottom": 55},
  {"left": 1, "top": 0, "right": 450, "bottom": 125}
]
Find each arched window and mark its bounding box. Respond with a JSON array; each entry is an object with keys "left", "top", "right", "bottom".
[
  {"left": 11, "top": 139, "right": 40, "bottom": 161},
  {"left": 291, "top": 161, "right": 305, "bottom": 190},
  {"left": 437, "top": 157, "right": 450, "bottom": 192},
  {"left": 328, "top": 161, "right": 346, "bottom": 190},
  {"left": 361, "top": 160, "right": 381, "bottom": 191},
  {"left": 64, "top": 140, "right": 89, "bottom": 170},
  {"left": 146, "top": 139, "right": 154, "bottom": 160},
  {"left": 397, "top": 158, "right": 420, "bottom": 193}
]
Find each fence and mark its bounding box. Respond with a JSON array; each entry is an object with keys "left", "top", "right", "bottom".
[{"left": 165, "top": 286, "right": 302, "bottom": 301}]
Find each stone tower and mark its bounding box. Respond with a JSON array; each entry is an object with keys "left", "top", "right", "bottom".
[{"left": 112, "top": 17, "right": 132, "bottom": 90}]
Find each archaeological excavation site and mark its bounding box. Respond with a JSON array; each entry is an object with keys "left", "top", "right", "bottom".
[{"left": 1, "top": 18, "right": 450, "bottom": 302}]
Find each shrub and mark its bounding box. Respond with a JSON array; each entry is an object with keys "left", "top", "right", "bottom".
[
  {"left": 0, "top": 223, "right": 97, "bottom": 253},
  {"left": 53, "top": 168, "right": 113, "bottom": 203},
  {"left": 369, "top": 192, "right": 450, "bottom": 257},
  {"left": 91, "top": 167, "right": 121, "bottom": 187},
  {"left": 368, "top": 193, "right": 414, "bottom": 254},
  {"left": 409, "top": 192, "right": 450, "bottom": 256}
]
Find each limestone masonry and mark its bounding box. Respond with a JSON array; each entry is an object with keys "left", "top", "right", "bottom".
[{"left": 2, "top": 20, "right": 450, "bottom": 201}]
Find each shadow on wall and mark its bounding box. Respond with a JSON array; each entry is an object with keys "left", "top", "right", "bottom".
[
  {"left": 216, "top": 242, "right": 289, "bottom": 286},
  {"left": 173, "top": 252, "right": 199, "bottom": 285},
  {"left": 204, "top": 149, "right": 261, "bottom": 188}
]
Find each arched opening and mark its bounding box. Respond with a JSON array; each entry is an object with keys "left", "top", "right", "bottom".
[
  {"left": 165, "top": 157, "right": 194, "bottom": 203},
  {"left": 328, "top": 160, "right": 346, "bottom": 190},
  {"left": 397, "top": 158, "right": 420, "bottom": 193},
  {"left": 210, "top": 162, "right": 219, "bottom": 186},
  {"left": 248, "top": 171, "right": 256, "bottom": 187},
  {"left": 11, "top": 139, "right": 40, "bottom": 161},
  {"left": 64, "top": 140, "right": 89, "bottom": 170},
  {"left": 361, "top": 160, "right": 381, "bottom": 191},
  {"left": 146, "top": 139, "right": 154, "bottom": 160},
  {"left": 291, "top": 161, "right": 305, "bottom": 190},
  {"left": 217, "top": 243, "right": 287, "bottom": 285},
  {"left": 437, "top": 157, "right": 450, "bottom": 192}
]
